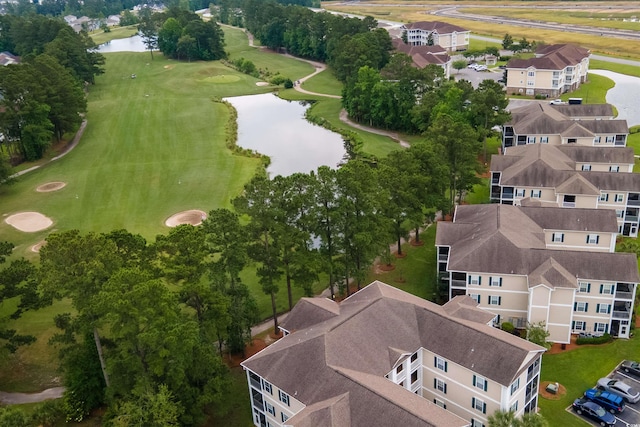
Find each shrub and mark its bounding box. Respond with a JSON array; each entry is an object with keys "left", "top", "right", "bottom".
[
  {"left": 501, "top": 321, "right": 515, "bottom": 334},
  {"left": 576, "top": 333, "right": 613, "bottom": 345},
  {"left": 283, "top": 78, "right": 294, "bottom": 89},
  {"left": 499, "top": 55, "right": 511, "bottom": 62}
]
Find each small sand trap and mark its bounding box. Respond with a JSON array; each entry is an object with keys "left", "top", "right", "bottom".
[
  {"left": 36, "top": 182, "right": 66, "bottom": 192},
  {"left": 256, "top": 82, "right": 269, "bottom": 86},
  {"left": 5, "top": 212, "right": 53, "bottom": 232},
  {"left": 165, "top": 210, "right": 207, "bottom": 227},
  {"left": 31, "top": 240, "right": 46, "bottom": 253}
]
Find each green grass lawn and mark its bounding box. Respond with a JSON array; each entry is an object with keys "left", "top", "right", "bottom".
[
  {"left": 591, "top": 59, "right": 640, "bottom": 78},
  {"left": 90, "top": 25, "right": 140, "bottom": 46},
  {"left": 558, "top": 73, "right": 614, "bottom": 104},
  {"left": 301, "top": 67, "right": 343, "bottom": 96}
]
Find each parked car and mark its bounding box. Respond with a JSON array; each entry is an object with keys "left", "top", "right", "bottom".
[
  {"left": 597, "top": 377, "right": 640, "bottom": 403},
  {"left": 549, "top": 99, "right": 565, "bottom": 105},
  {"left": 584, "top": 388, "right": 625, "bottom": 413},
  {"left": 572, "top": 398, "right": 616, "bottom": 427},
  {"left": 620, "top": 360, "right": 640, "bottom": 378},
  {"left": 475, "top": 65, "right": 488, "bottom": 72},
  {"left": 467, "top": 63, "right": 479, "bottom": 69}
]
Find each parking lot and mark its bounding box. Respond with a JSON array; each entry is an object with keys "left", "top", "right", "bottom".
[
  {"left": 453, "top": 66, "right": 503, "bottom": 88},
  {"left": 569, "top": 361, "right": 640, "bottom": 426}
]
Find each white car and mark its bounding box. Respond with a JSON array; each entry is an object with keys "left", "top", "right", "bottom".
[
  {"left": 467, "top": 63, "right": 479, "bottom": 69},
  {"left": 549, "top": 99, "right": 565, "bottom": 105},
  {"left": 597, "top": 378, "right": 640, "bottom": 403},
  {"left": 475, "top": 65, "right": 488, "bottom": 72}
]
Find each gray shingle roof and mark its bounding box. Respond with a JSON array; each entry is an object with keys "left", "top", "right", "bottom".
[
  {"left": 437, "top": 205, "right": 640, "bottom": 283},
  {"left": 508, "top": 44, "right": 589, "bottom": 70},
  {"left": 555, "top": 146, "right": 635, "bottom": 164},
  {"left": 242, "top": 282, "right": 543, "bottom": 426},
  {"left": 405, "top": 21, "right": 468, "bottom": 34},
  {"left": 518, "top": 206, "right": 619, "bottom": 232}
]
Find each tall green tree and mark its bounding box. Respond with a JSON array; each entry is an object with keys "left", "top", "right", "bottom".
[
  {"left": 138, "top": 7, "right": 159, "bottom": 60},
  {"left": 469, "top": 79, "right": 511, "bottom": 162}
]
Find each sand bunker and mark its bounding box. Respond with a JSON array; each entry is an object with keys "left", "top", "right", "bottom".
[
  {"left": 256, "top": 81, "right": 269, "bottom": 86},
  {"left": 5, "top": 212, "right": 53, "bottom": 232},
  {"left": 36, "top": 182, "right": 66, "bottom": 192},
  {"left": 165, "top": 210, "right": 207, "bottom": 227}
]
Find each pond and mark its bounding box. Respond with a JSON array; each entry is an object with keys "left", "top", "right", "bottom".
[
  {"left": 224, "top": 93, "right": 346, "bottom": 177},
  {"left": 589, "top": 69, "right": 640, "bottom": 127},
  {"left": 98, "top": 35, "right": 149, "bottom": 53}
]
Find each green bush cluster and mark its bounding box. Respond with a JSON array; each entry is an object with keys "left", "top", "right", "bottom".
[
  {"left": 576, "top": 333, "right": 613, "bottom": 345},
  {"left": 501, "top": 321, "right": 515, "bottom": 334}
]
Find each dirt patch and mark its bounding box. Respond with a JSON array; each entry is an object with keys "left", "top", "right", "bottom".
[
  {"left": 36, "top": 182, "right": 66, "bottom": 192},
  {"left": 165, "top": 210, "right": 206, "bottom": 227},
  {"left": 31, "top": 241, "right": 46, "bottom": 253},
  {"left": 539, "top": 381, "right": 566, "bottom": 400},
  {"left": 224, "top": 339, "right": 268, "bottom": 368},
  {"left": 5, "top": 212, "right": 53, "bottom": 232}
]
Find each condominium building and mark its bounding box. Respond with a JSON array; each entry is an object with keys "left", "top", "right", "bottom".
[
  {"left": 506, "top": 44, "right": 590, "bottom": 97},
  {"left": 402, "top": 21, "right": 470, "bottom": 52},
  {"left": 490, "top": 144, "right": 640, "bottom": 236},
  {"left": 502, "top": 103, "right": 628, "bottom": 151},
  {"left": 242, "top": 281, "right": 545, "bottom": 427},
  {"left": 392, "top": 39, "right": 452, "bottom": 78},
  {"left": 436, "top": 204, "right": 639, "bottom": 343}
]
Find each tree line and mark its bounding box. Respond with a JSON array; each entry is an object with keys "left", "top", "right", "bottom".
[{"left": 0, "top": 14, "right": 104, "bottom": 177}]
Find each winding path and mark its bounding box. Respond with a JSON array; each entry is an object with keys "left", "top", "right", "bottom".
[{"left": 0, "top": 387, "right": 65, "bottom": 405}]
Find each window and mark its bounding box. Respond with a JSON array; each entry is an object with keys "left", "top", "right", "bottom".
[
  {"left": 594, "top": 323, "right": 608, "bottom": 333},
  {"left": 540, "top": 136, "right": 549, "bottom": 143},
  {"left": 411, "top": 352, "right": 418, "bottom": 363},
  {"left": 468, "top": 275, "right": 481, "bottom": 285},
  {"left": 594, "top": 136, "right": 601, "bottom": 144},
  {"left": 527, "top": 70, "right": 535, "bottom": 77},
  {"left": 511, "top": 378, "right": 520, "bottom": 395},
  {"left": 600, "top": 193, "right": 609, "bottom": 202},
  {"left": 411, "top": 370, "right": 419, "bottom": 384},
  {"left": 615, "top": 194, "right": 624, "bottom": 203},
  {"left": 578, "top": 282, "right": 591, "bottom": 293},
  {"left": 488, "top": 295, "right": 501, "bottom": 306},
  {"left": 434, "top": 356, "right": 448, "bottom": 372},
  {"left": 515, "top": 188, "right": 525, "bottom": 198},
  {"left": 473, "top": 375, "right": 488, "bottom": 392},
  {"left": 531, "top": 189, "right": 541, "bottom": 198},
  {"left": 596, "top": 303, "right": 611, "bottom": 314},
  {"left": 527, "top": 80, "right": 535, "bottom": 87},
  {"left": 527, "top": 136, "right": 536, "bottom": 144},
  {"left": 606, "top": 136, "right": 615, "bottom": 143},
  {"left": 434, "top": 398, "right": 446, "bottom": 409},
  {"left": 582, "top": 164, "right": 592, "bottom": 171},
  {"left": 552, "top": 232, "right": 564, "bottom": 243},
  {"left": 472, "top": 420, "right": 485, "bottom": 427},
  {"left": 279, "top": 390, "right": 290, "bottom": 406},
  {"left": 574, "top": 301, "right": 588, "bottom": 312},
  {"left": 468, "top": 293, "right": 481, "bottom": 303},
  {"left": 265, "top": 402, "right": 275, "bottom": 416},
  {"left": 572, "top": 320, "right": 586, "bottom": 331},
  {"left": 586, "top": 234, "right": 600, "bottom": 244},
  {"left": 600, "top": 284, "right": 614, "bottom": 295},
  {"left": 472, "top": 397, "right": 487, "bottom": 414},
  {"left": 489, "top": 276, "right": 503, "bottom": 287},
  {"left": 511, "top": 401, "right": 519, "bottom": 412},
  {"left": 434, "top": 378, "right": 447, "bottom": 394},
  {"left": 396, "top": 364, "right": 403, "bottom": 374},
  {"left": 610, "top": 165, "right": 619, "bottom": 172},
  {"left": 281, "top": 412, "right": 289, "bottom": 423},
  {"left": 263, "top": 381, "right": 273, "bottom": 395}
]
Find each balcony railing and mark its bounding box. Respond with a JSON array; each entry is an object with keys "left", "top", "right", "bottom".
[
  {"left": 613, "top": 310, "right": 631, "bottom": 319},
  {"left": 438, "top": 254, "right": 449, "bottom": 262},
  {"left": 562, "top": 202, "right": 576, "bottom": 208},
  {"left": 451, "top": 279, "right": 466, "bottom": 288},
  {"left": 628, "top": 199, "right": 640, "bottom": 207},
  {"left": 615, "top": 291, "right": 634, "bottom": 300},
  {"left": 502, "top": 192, "right": 514, "bottom": 199},
  {"left": 626, "top": 215, "right": 639, "bottom": 222}
]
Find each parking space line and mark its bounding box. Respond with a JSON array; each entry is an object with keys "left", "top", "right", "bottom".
[
  {"left": 625, "top": 405, "right": 640, "bottom": 415},
  {"left": 617, "top": 371, "right": 640, "bottom": 385},
  {"left": 614, "top": 416, "right": 630, "bottom": 426}
]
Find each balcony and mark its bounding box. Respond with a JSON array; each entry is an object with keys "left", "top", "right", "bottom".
[
  {"left": 628, "top": 199, "right": 640, "bottom": 207},
  {"left": 615, "top": 291, "right": 633, "bottom": 300},
  {"left": 613, "top": 310, "right": 632, "bottom": 320},
  {"left": 502, "top": 190, "right": 514, "bottom": 199},
  {"left": 451, "top": 279, "right": 466, "bottom": 288},
  {"left": 626, "top": 215, "right": 639, "bottom": 223},
  {"left": 562, "top": 202, "right": 576, "bottom": 208},
  {"left": 438, "top": 253, "right": 449, "bottom": 262}
]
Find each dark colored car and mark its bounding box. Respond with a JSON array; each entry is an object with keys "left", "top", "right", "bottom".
[
  {"left": 584, "top": 388, "right": 625, "bottom": 413},
  {"left": 572, "top": 398, "right": 616, "bottom": 427},
  {"left": 620, "top": 360, "right": 640, "bottom": 378}
]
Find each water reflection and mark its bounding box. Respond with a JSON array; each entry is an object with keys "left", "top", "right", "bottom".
[
  {"left": 590, "top": 69, "right": 640, "bottom": 127},
  {"left": 224, "top": 93, "right": 346, "bottom": 177},
  {"left": 98, "top": 35, "right": 149, "bottom": 53}
]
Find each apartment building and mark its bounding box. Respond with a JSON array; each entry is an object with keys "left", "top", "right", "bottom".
[
  {"left": 242, "top": 281, "right": 545, "bottom": 427},
  {"left": 436, "top": 204, "right": 639, "bottom": 343},
  {"left": 502, "top": 103, "right": 628, "bottom": 151},
  {"left": 392, "top": 39, "right": 452, "bottom": 78},
  {"left": 490, "top": 144, "right": 640, "bottom": 236},
  {"left": 402, "top": 21, "right": 470, "bottom": 52},
  {"left": 506, "top": 44, "right": 590, "bottom": 97}
]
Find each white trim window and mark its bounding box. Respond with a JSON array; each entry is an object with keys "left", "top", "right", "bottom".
[
  {"left": 468, "top": 293, "right": 481, "bottom": 303},
  {"left": 596, "top": 303, "right": 611, "bottom": 314},
  {"left": 468, "top": 275, "right": 481, "bottom": 285},
  {"left": 434, "top": 378, "right": 447, "bottom": 394},
  {"left": 527, "top": 136, "right": 536, "bottom": 144},
  {"left": 574, "top": 301, "right": 588, "bottom": 312},
  {"left": 263, "top": 381, "right": 273, "bottom": 395},
  {"left": 434, "top": 398, "right": 447, "bottom": 409},
  {"left": 609, "top": 165, "right": 619, "bottom": 172},
  {"left": 594, "top": 136, "right": 601, "bottom": 144},
  {"left": 615, "top": 194, "right": 625, "bottom": 203},
  {"left": 540, "top": 136, "right": 549, "bottom": 144},
  {"left": 489, "top": 276, "right": 503, "bottom": 287},
  {"left": 600, "top": 283, "right": 614, "bottom": 295},
  {"left": 472, "top": 397, "right": 487, "bottom": 414},
  {"left": 530, "top": 189, "right": 542, "bottom": 198},
  {"left": 472, "top": 420, "right": 485, "bottom": 427},
  {"left": 578, "top": 282, "right": 591, "bottom": 293},
  {"left": 586, "top": 234, "right": 600, "bottom": 244},
  {"left": 281, "top": 412, "right": 289, "bottom": 423},
  {"left": 594, "top": 323, "right": 608, "bottom": 333},
  {"left": 515, "top": 188, "right": 526, "bottom": 198},
  {"left": 279, "top": 390, "right": 290, "bottom": 406},
  {"left": 488, "top": 295, "right": 501, "bottom": 306},
  {"left": 434, "top": 356, "right": 448, "bottom": 372},
  {"left": 265, "top": 402, "right": 276, "bottom": 416},
  {"left": 600, "top": 193, "right": 609, "bottom": 202},
  {"left": 605, "top": 136, "right": 615, "bottom": 143},
  {"left": 616, "top": 209, "right": 624, "bottom": 218},
  {"left": 582, "top": 164, "right": 592, "bottom": 171},
  {"left": 572, "top": 320, "right": 586, "bottom": 331},
  {"left": 473, "top": 375, "right": 488, "bottom": 392},
  {"left": 510, "top": 378, "right": 520, "bottom": 395},
  {"left": 552, "top": 232, "right": 564, "bottom": 243},
  {"left": 511, "top": 401, "right": 518, "bottom": 412}
]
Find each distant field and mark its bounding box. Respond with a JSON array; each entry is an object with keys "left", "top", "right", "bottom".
[{"left": 90, "top": 24, "right": 139, "bottom": 45}]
